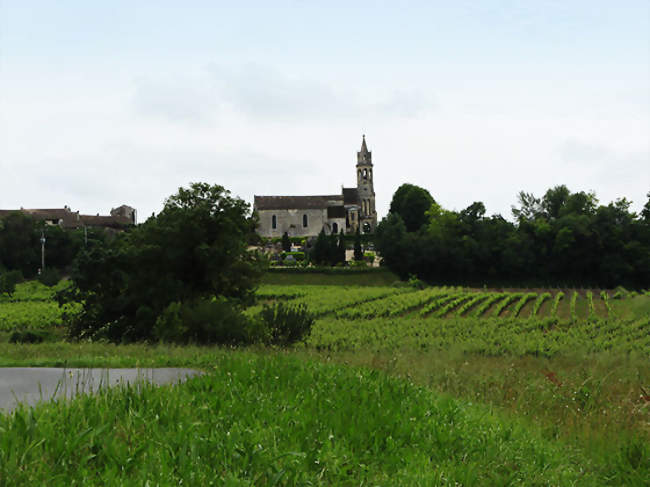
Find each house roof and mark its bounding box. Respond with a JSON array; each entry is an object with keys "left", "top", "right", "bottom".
[
  {"left": 0, "top": 208, "right": 133, "bottom": 229},
  {"left": 254, "top": 195, "right": 343, "bottom": 211}
]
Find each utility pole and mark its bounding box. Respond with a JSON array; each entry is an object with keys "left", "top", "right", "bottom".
[{"left": 40, "top": 230, "right": 46, "bottom": 272}]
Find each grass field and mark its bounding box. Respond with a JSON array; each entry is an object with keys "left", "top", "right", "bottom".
[{"left": 0, "top": 279, "right": 648, "bottom": 485}]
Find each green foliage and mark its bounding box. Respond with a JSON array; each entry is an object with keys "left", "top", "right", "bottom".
[
  {"left": 280, "top": 251, "right": 305, "bottom": 261},
  {"left": 309, "top": 228, "right": 330, "bottom": 266},
  {"left": 309, "top": 228, "right": 345, "bottom": 266},
  {"left": 0, "top": 212, "right": 40, "bottom": 277},
  {"left": 550, "top": 291, "right": 564, "bottom": 317},
  {"left": 353, "top": 227, "right": 363, "bottom": 260},
  {"left": 377, "top": 184, "right": 650, "bottom": 288},
  {"left": 0, "top": 353, "right": 609, "bottom": 485},
  {"left": 512, "top": 292, "right": 537, "bottom": 317},
  {"left": 259, "top": 302, "right": 315, "bottom": 345},
  {"left": 388, "top": 183, "right": 435, "bottom": 232},
  {"left": 569, "top": 291, "right": 579, "bottom": 321},
  {"left": 8, "top": 328, "right": 55, "bottom": 344},
  {"left": 281, "top": 231, "right": 291, "bottom": 252},
  {"left": 0, "top": 270, "right": 23, "bottom": 296},
  {"left": 406, "top": 274, "right": 425, "bottom": 289},
  {"left": 153, "top": 298, "right": 259, "bottom": 345},
  {"left": 531, "top": 292, "right": 551, "bottom": 317},
  {"left": 337, "top": 229, "right": 346, "bottom": 264},
  {"left": 63, "top": 183, "right": 265, "bottom": 343},
  {"left": 0, "top": 213, "right": 91, "bottom": 278},
  {"left": 37, "top": 268, "right": 61, "bottom": 287}
]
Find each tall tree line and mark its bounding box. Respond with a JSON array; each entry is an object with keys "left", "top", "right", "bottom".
[{"left": 377, "top": 184, "right": 650, "bottom": 288}]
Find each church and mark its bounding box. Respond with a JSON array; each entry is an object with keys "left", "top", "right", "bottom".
[{"left": 254, "top": 136, "right": 377, "bottom": 238}]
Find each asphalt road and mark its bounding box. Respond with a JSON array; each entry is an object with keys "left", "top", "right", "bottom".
[{"left": 0, "top": 367, "right": 201, "bottom": 413}]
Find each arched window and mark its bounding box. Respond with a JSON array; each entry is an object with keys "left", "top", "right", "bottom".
[
  {"left": 363, "top": 169, "right": 368, "bottom": 180},
  {"left": 302, "top": 214, "right": 308, "bottom": 228},
  {"left": 272, "top": 215, "right": 277, "bottom": 229},
  {"left": 332, "top": 222, "right": 338, "bottom": 234}
]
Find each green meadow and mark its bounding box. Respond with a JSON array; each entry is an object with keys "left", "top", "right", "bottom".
[{"left": 0, "top": 279, "right": 648, "bottom": 485}]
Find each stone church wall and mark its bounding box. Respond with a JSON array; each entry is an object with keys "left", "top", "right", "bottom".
[{"left": 257, "top": 209, "right": 346, "bottom": 238}]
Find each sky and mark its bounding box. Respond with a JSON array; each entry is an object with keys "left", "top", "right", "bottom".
[{"left": 1, "top": 1, "right": 648, "bottom": 221}]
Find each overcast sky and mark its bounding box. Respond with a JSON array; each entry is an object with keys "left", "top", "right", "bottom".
[{"left": 1, "top": 1, "right": 648, "bottom": 221}]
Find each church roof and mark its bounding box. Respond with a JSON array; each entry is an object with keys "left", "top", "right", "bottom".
[
  {"left": 342, "top": 188, "right": 360, "bottom": 205},
  {"left": 254, "top": 195, "right": 342, "bottom": 211}
]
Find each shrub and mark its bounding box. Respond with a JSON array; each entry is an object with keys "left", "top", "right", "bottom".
[
  {"left": 0, "top": 270, "right": 23, "bottom": 296},
  {"left": 38, "top": 268, "right": 62, "bottom": 287},
  {"left": 153, "top": 298, "right": 262, "bottom": 345},
  {"left": 258, "top": 302, "right": 314, "bottom": 346},
  {"left": 9, "top": 329, "right": 56, "bottom": 344},
  {"left": 281, "top": 232, "right": 291, "bottom": 252},
  {"left": 407, "top": 274, "right": 426, "bottom": 289},
  {"left": 281, "top": 251, "right": 305, "bottom": 261}
]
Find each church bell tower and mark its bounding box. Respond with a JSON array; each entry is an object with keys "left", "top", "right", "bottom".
[{"left": 356, "top": 135, "right": 377, "bottom": 232}]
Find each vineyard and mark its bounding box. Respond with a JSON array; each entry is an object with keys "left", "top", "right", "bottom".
[
  {"left": 1, "top": 280, "right": 648, "bottom": 484},
  {"left": 248, "top": 284, "right": 650, "bottom": 357},
  {"left": 0, "top": 281, "right": 79, "bottom": 333},
  {"left": 255, "top": 284, "right": 619, "bottom": 321}
]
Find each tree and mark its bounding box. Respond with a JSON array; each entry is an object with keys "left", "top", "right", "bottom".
[
  {"left": 0, "top": 212, "right": 40, "bottom": 277},
  {"left": 541, "top": 185, "right": 571, "bottom": 220},
  {"left": 353, "top": 227, "right": 363, "bottom": 261},
  {"left": 375, "top": 213, "right": 408, "bottom": 277},
  {"left": 63, "top": 183, "right": 265, "bottom": 342},
  {"left": 377, "top": 185, "right": 649, "bottom": 288},
  {"left": 281, "top": 232, "right": 291, "bottom": 252},
  {"left": 389, "top": 183, "right": 435, "bottom": 232},
  {"left": 327, "top": 232, "right": 339, "bottom": 266},
  {"left": 310, "top": 228, "right": 330, "bottom": 266},
  {"left": 512, "top": 191, "right": 543, "bottom": 222},
  {"left": 337, "top": 229, "right": 346, "bottom": 265},
  {"left": 642, "top": 192, "right": 650, "bottom": 222}
]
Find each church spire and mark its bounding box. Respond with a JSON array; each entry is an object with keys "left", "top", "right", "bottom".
[
  {"left": 357, "top": 134, "right": 372, "bottom": 165},
  {"left": 360, "top": 134, "right": 368, "bottom": 153}
]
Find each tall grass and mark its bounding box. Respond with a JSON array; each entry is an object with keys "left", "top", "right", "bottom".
[{"left": 0, "top": 353, "right": 611, "bottom": 485}]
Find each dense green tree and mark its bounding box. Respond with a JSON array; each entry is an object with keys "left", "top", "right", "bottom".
[
  {"left": 310, "top": 229, "right": 330, "bottom": 266},
  {"left": 0, "top": 212, "right": 40, "bottom": 277},
  {"left": 281, "top": 232, "right": 291, "bottom": 252},
  {"left": 337, "top": 229, "right": 346, "bottom": 265},
  {"left": 63, "top": 183, "right": 265, "bottom": 342},
  {"left": 375, "top": 213, "right": 408, "bottom": 277},
  {"left": 388, "top": 183, "right": 435, "bottom": 232},
  {"left": 377, "top": 183, "right": 650, "bottom": 288},
  {"left": 353, "top": 227, "right": 363, "bottom": 261},
  {"left": 327, "top": 232, "right": 339, "bottom": 266},
  {"left": 641, "top": 192, "right": 650, "bottom": 222}
]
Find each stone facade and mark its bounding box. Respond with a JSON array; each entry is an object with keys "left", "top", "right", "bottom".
[{"left": 254, "top": 136, "right": 377, "bottom": 237}]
